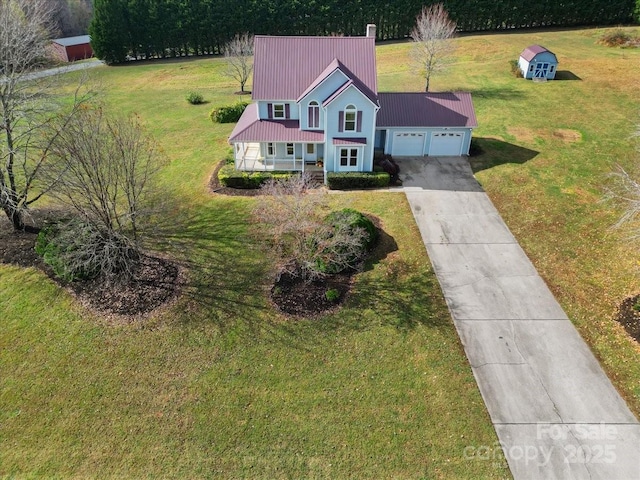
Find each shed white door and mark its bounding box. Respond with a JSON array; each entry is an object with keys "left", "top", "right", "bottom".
[
  {"left": 391, "top": 132, "right": 425, "bottom": 156},
  {"left": 429, "top": 132, "right": 464, "bottom": 156}
]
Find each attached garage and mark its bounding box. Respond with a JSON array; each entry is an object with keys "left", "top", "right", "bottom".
[
  {"left": 391, "top": 132, "right": 425, "bottom": 156},
  {"left": 429, "top": 132, "right": 464, "bottom": 156},
  {"left": 376, "top": 92, "right": 477, "bottom": 157}
]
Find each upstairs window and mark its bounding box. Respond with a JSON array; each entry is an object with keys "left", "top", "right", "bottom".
[
  {"left": 344, "top": 104, "right": 356, "bottom": 131},
  {"left": 273, "top": 103, "right": 285, "bottom": 119},
  {"left": 308, "top": 101, "right": 320, "bottom": 129}
]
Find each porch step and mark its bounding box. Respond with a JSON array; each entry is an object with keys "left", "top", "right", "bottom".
[{"left": 306, "top": 169, "right": 325, "bottom": 184}]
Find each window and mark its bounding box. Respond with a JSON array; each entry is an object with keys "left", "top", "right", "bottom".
[
  {"left": 339, "top": 148, "right": 358, "bottom": 167},
  {"left": 273, "top": 103, "right": 285, "bottom": 119},
  {"left": 306, "top": 144, "right": 315, "bottom": 154},
  {"left": 267, "top": 143, "right": 275, "bottom": 157},
  {"left": 550, "top": 65, "right": 555, "bottom": 72},
  {"left": 308, "top": 101, "right": 319, "bottom": 129},
  {"left": 344, "top": 104, "right": 356, "bottom": 131},
  {"left": 286, "top": 143, "right": 294, "bottom": 157},
  {"left": 529, "top": 64, "right": 534, "bottom": 72}
]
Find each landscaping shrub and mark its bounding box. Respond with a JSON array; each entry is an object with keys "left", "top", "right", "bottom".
[
  {"left": 325, "top": 208, "right": 378, "bottom": 250},
  {"left": 209, "top": 102, "right": 249, "bottom": 123},
  {"left": 509, "top": 59, "right": 523, "bottom": 78},
  {"left": 327, "top": 172, "right": 390, "bottom": 190},
  {"left": 218, "top": 164, "right": 295, "bottom": 188},
  {"left": 186, "top": 91, "right": 205, "bottom": 104},
  {"left": 325, "top": 288, "right": 340, "bottom": 302},
  {"left": 311, "top": 208, "right": 378, "bottom": 275},
  {"left": 35, "top": 220, "right": 138, "bottom": 282},
  {"left": 599, "top": 29, "right": 633, "bottom": 47}
]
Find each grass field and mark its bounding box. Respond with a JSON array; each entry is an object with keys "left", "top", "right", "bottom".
[{"left": 1, "top": 26, "right": 640, "bottom": 478}]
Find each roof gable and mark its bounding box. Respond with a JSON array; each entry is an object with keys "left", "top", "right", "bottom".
[
  {"left": 252, "top": 36, "right": 377, "bottom": 101},
  {"left": 520, "top": 45, "right": 556, "bottom": 62}
]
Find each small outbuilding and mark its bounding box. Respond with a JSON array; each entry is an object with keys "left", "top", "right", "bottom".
[
  {"left": 50, "top": 35, "right": 93, "bottom": 62},
  {"left": 518, "top": 45, "right": 558, "bottom": 80}
]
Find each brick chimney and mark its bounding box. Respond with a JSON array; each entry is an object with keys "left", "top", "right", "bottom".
[{"left": 366, "top": 24, "right": 376, "bottom": 39}]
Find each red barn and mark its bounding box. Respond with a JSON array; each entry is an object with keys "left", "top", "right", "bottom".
[{"left": 50, "top": 35, "right": 93, "bottom": 62}]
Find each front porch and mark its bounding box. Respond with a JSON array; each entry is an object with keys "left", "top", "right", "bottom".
[{"left": 234, "top": 142, "right": 325, "bottom": 173}]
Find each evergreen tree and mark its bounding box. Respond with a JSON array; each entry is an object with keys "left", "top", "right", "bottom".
[{"left": 90, "top": 0, "right": 128, "bottom": 64}]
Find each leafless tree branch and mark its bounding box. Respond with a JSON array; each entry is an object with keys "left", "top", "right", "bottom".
[
  {"left": 410, "top": 3, "right": 457, "bottom": 92},
  {"left": 223, "top": 33, "right": 254, "bottom": 94}
]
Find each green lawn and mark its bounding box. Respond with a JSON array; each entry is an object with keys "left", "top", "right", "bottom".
[
  {"left": 1, "top": 51, "right": 508, "bottom": 478},
  {"left": 2, "top": 26, "right": 640, "bottom": 479}
]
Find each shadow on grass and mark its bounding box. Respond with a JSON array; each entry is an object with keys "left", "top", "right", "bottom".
[
  {"left": 468, "top": 87, "right": 522, "bottom": 100},
  {"left": 554, "top": 70, "right": 582, "bottom": 81},
  {"left": 145, "top": 196, "right": 272, "bottom": 329},
  {"left": 469, "top": 137, "right": 539, "bottom": 173}
]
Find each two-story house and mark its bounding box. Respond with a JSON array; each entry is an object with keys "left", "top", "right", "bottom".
[{"left": 229, "top": 25, "right": 477, "bottom": 182}]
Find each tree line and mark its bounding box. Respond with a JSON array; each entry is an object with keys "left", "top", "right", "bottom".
[{"left": 90, "top": 0, "right": 638, "bottom": 63}]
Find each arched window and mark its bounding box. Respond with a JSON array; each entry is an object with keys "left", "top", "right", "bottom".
[
  {"left": 344, "top": 104, "right": 356, "bottom": 131},
  {"left": 308, "top": 101, "right": 319, "bottom": 129}
]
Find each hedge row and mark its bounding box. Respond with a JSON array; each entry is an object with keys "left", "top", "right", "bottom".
[
  {"left": 327, "top": 172, "right": 390, "bottom": 190},
  {"left": 217, "top": 164, "right": 296, "bottom": 189}
]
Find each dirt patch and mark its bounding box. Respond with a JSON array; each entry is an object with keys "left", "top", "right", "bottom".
[
  {"left": 506, "top": 127, "right": 538, "bottom": 144},
  {"left": 0, "top": 212, "right": 180, "bottom": 320},
  {"left": 615, "top": 295, "right": 640, "bottom": 343},
  {"left": 553, "top": 129, "right": 582, "bottom": 143}
]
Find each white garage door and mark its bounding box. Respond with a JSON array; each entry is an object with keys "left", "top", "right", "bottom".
[
  {"left": 392, "top": 132, "right": 425, "bottom": 156},
  {"left": 430, "top": 132, "right": 464, "bottom": 156}
]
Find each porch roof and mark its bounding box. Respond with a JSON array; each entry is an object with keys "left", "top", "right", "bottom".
[
  {"left": 229, "top": 103, "right": 325, "bottom": 143},
  {"left": 332, "top": 137, "right": 367, "bottom": 145}
]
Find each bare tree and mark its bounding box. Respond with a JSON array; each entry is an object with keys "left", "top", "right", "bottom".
[
  {"left": 410, "top": 3, "right": 457, "bottom": 92},
  {"left": 254, "top": 175, "right": 371, "bottom": 280},
  {"left": 0, "top": 0, "right": 89, "bottom": 231},
  {"left": 223, "top": 33, "right": 254, "bottom": 94},
  {"left": 42, "top": 106, "right": 162, "bottom": 279}
]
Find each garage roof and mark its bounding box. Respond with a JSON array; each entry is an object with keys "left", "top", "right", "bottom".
[{"left": 376, "top": 92, "right": 477, "bottom": 128}]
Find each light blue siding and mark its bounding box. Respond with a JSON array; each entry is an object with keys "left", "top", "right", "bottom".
[
  {"left": 519, "top": 51, "right": 558, "bottom": 80},
  {"left": 257, "top": 101, "right": 299, "bottom": 120},
  {"left": 323, "top": 84, "right": 378, "bottom": 173}
]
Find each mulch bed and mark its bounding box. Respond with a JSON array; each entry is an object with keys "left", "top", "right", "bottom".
[
  {"left": 0, "top": 212, "right": 180, "bottom": 319},
  {"left": 209, "top": 160, "right": 264, "bottom": 197},
  {"left": 271, "top": 270, "right": 353, "bottom": 317},
  {"left": 615, "top": 295, "right": 640, "bottom": 343}
]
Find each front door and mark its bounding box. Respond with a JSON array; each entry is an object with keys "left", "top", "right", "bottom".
[{"left": 304, "top": 143, "right": 317, "bottom": 163}]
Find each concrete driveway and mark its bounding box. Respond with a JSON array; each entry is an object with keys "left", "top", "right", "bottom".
[{"left": 399, "top": 156, "right": 640, "bottom": 479}]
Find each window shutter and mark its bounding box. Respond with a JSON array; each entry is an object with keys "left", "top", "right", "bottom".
[
  {"left": 356, "top": 111, "right": 362, "bottom": 132},
  {"left": 267, "top": 103, "right": 273, "bottom": 119},
  {"left": 338, "top": 111, "right": 344, "bottom": 132},
  {"left": 285, "top": 104, "right": 290, "bottom": 119}
]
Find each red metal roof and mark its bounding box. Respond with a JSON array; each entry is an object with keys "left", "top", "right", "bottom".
[
  {"left": 332, "top": 137, "right": 367, "bottom": 145},
  {"left": 376, "top": 92, "right": 477, "bottom": 129},
  {"left": 229, "top": 103, "right": 324, "bottom": 143},
  {"left": 520, "top": 45, "right": 555, "bottom": 62},
  {"left": 252, "top": 36, "right": 377, "bottom": 101}
]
